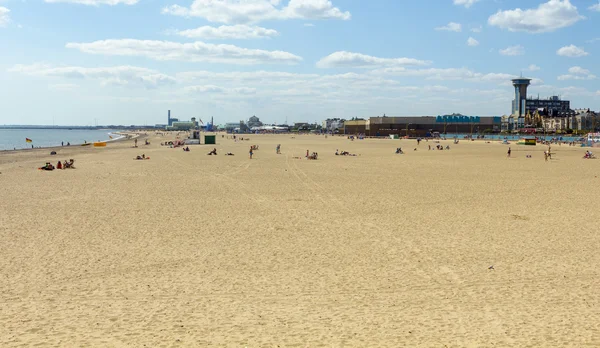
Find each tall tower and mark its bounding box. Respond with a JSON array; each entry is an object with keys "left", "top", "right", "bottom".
[
  {"left": 168, "top": 110, "right": 171, "bottom": 126},
  {"left": 512, "top": 78, "right": 531, "bottom": 117}
]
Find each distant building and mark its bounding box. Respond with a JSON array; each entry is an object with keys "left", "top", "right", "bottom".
[
  {"left": 167, "top": 110, "right": 179, "bottom": 126},
  {"left": 224, "top": 122, "right": 241, "bottom": 132},
  {"left": 343, "top": 120, "right": 366, "bottom": 134},
  {"left": 164, "top": 110, "right": 198, "bottom": 131},
  {"left": 247, "top": 115, "right": 263, "bottom": 128},
  {"left": 511, "top": 78, "right": 531, "bottom": 117},
  {"left": 322, "top": 118, "right": 345, "bottom": 132},
  {"left": 348, "top": 115, "right": 500, "bottom": 136},
  {"left": 169, "top": 121, "right": 195, "bottom": 131},
  {"left": 525, "top": 96, "right": 571, "bottom": 117}
]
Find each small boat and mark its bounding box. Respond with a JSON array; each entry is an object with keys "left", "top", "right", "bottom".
[{"left": 93, "top": 142, "right": 107, "bottom": 147}]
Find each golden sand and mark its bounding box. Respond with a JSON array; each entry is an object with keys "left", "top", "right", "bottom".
[{"left": 1, "top": 134, "right": 599, "bottom": 346}]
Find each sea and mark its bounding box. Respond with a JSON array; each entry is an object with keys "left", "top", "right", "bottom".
[{"left": 0, "top": 128, "right": 124, "bottom": 151}]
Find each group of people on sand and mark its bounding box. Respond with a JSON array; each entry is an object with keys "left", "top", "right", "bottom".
[
  {"left": 428, "top": 144, "right": 450, "bottom": 151},
  {"left": 335, "top": 149, "right": 357, "bottom": 156},
  {"left": 40, "top": 159, "right": 75, "bottom": 171},
  {"left": 584, "top": 150, "right": 595, "bottom": 159}
]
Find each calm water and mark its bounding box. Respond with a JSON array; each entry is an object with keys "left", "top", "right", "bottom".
[{"left": 0, "top": 129, "right": 124, "bottom": 150}]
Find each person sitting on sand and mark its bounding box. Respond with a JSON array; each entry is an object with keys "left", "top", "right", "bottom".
[
  {"left": 39, "top": 162, "right": 55, "bottom": 171},
  {"left": 183, "top": 146, "right": 190, "bottom": 152},
  {"left": 207, "top": 148, "right": 217, "bottom": 155},
  {"left": 446, "top": 145, "right": 450, "bottom": 150},
  {"left": 307, "top": 152, "right": 318, "bottom": 160},
  {"left": 56, "top": 161, "right": 62, "bottom": 170},
  {"left": 395, "top": 148, "right": 403, "bottom": 154},
  {"left": 335, "top": 149, "right": 339, "bottom": 155}
]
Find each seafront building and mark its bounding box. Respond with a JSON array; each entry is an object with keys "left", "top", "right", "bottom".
[
  {"left": 340, "top": 77, "right": 597, "bottom": 136},
  {"left": 356, "top": 115, "right": 501, "bottom": 137}
]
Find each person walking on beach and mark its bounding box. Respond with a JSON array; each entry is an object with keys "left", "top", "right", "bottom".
[
  {"left": 276, "top": 144, "right": 281, "bottom": 154},
  {"left": 507, "top": 147, "right": 511, "bottom": 158},
  {"left": 134, "top": 138, "right": 138, "bottom": 147},
  {"left": 249, "top": 146, "right": 253, "bottom": 159}
]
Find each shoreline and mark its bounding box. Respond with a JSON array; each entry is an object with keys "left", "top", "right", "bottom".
[{"left": 0, "top": 131, "right": 131, "bottom": 153}]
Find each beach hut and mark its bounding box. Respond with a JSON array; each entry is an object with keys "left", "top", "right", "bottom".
[
  {"left": 517, "top": 137, "right": 536, "bottom": 146},
  {"left": 204, "top": 135, "right": 216, "bottom": 145}
]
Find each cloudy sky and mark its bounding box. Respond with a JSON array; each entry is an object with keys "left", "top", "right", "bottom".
[{"left": 1, "top": 0, "right": 600, "bottom": 125}]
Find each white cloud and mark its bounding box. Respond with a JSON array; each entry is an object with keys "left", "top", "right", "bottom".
[
  {"left": 371, "top": 67, "right": 520, "bottom": 84},
  {"left": 316, "top": 51, "right": 431, "bottom": 68},
  {"left": 304, "top": 23, "right": 314, "bottom": 27},
  {"left": 556, "top": 44, "right": 589, "bottom": 57},
  {"left": 568, "top": 66, "right": 590, "bottom": 75},
  {"left": 8, "top": 64, "right": 176, "bottom": 88},
  {"left": 557, "top": 74, "right": 596, "bottom": 80},
  {"left": 162, "top": 0, "right": 350, "bottom": 24},
  {"left": 45, "top": 0, "right": 137, "bottom": 5},
  {"left": 488, "top": 0, "right": 583, "bottom": 33},
  {"left": 557, "top": 66, "right": 596, "bottom": 80},
  {"left": 66, "top": 39, "right": 303, "bottom": 65},
  {"left": 183, "top": 85, "right": 257, "bottom": 94},
  {"left": 527, "top": 64, "right": 541, "bottom": 71},
  {"left": 597, "top": 90, "right": 600, "bottom": 96},
  {"left": 590, "top": 1, "right": 600, "bottom": 11},
  {"left": 0, "top": 6, "right": 10, "bottom": 27},
  {"left": 454, "top": 0, "right": 479, "bottom": 8},
  {"left": 587, "top": 38, "right": 600, "bottom": 43},
  {"left": 499, "top": 45, "right": 525, "bottom": 56},
  {"left": 467, "top": 37, "right": 479, "bottom": 46},
  {"left": 176, "top": 24, "right": 278, "bottom": 39},
  {"left": 435, "top": 22, "right": 462, "bottom": 32},
  {"left": 470, "top": 25, "right": 482, "bottom": 33}
]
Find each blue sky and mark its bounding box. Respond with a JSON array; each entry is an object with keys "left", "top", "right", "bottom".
[{"left": 1, "top": 0, "right": 599, "bottom": 125}]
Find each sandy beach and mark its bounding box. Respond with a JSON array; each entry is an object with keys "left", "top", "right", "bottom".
[{"left": 1, "top": 133, "right": 599, "bottom": 346}]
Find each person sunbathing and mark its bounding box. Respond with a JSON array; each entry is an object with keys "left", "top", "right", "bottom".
[
  {"left": 225, "top": 152, "right": 234, "bottom": 156},
  {"left": 207, "top": 148, "right": 217, "bottom": 155}
]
